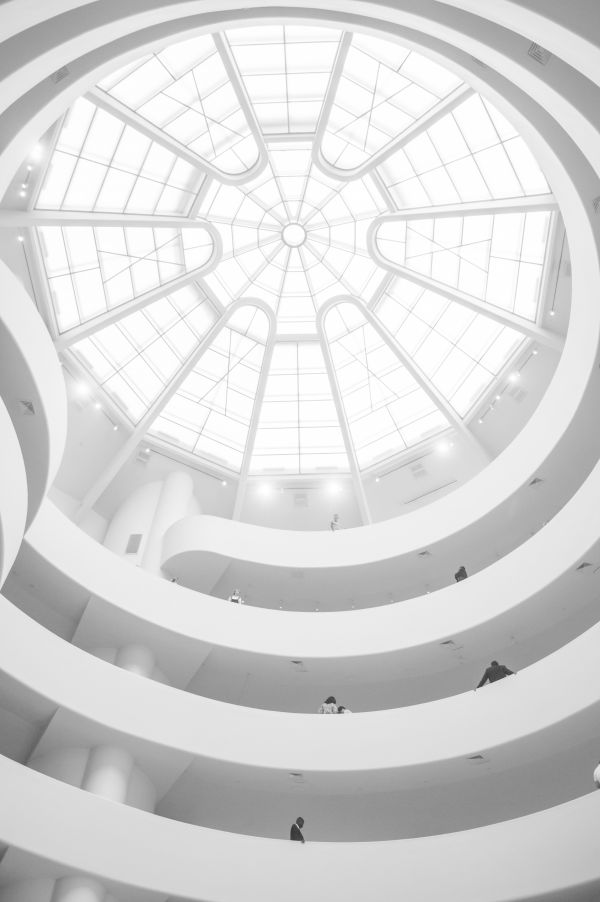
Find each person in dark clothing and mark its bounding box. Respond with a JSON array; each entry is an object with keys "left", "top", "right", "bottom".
[
  {"left": 455, "top": 565, "right": 468, "bottom": 582},
  {"left": 290, "top": 817, "right": 305, "bottom": 842},
  {"left": 476, "top": 660, "right": 515, "bottom": 688}
]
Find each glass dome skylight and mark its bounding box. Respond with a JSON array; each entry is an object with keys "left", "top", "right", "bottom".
[{"left": 32, "top": 25, "right": 558, "bottom": 478}]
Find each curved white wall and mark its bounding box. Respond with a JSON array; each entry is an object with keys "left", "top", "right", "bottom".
[
  {"left": 0, "top": 755, "right": 599, "bottom": 902},
  {"left": 2, "top": 591, "right": 600, "bottom": 803},
  {"left": 0, "top": 3, "right": 600, "bottom": 901},
  {"left": 0, "top": 0, "right": 598, "bottom": 560},
  {"left": 0, "top": 400, "right": 27, "bottom": 586},
  {"left": 21, "top": 478, "right": 600, "bottom": 674},
  {"left": 0, "top": 261, "right": 66, "bottom": 527}
]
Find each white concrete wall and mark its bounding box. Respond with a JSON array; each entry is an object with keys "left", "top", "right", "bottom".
[
  {"left": 0, "top": 261, "right": 67, "bottom": 526},
  {"left": 0, "top": 3, "right": 599, "bottom": 902},
  {"left": 239, "top": 476, "right": 362, "bottom": 531},
  {"left": 0, "top": 755, "right": 599, "bottom": 902}
]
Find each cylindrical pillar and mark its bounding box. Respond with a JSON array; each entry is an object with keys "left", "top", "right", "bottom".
[
  {"left": 115, "top": 644, "right": 155, "bottom": 678},
  {"left": 141, "top": 470, "right": 195, "bottom": 574},
  {"left": 52, "top": 876, "right": 106, "bottom": 902},
  {"left": 81, "top": 746, "right": 134, "bottom": 804}
]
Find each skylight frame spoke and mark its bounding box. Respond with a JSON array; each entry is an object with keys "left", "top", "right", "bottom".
[
  {"left": 368, "top": 203, "right": 563, "bottom": 350},
  {"left": 88, "top": 87, "right": 267, "bottom": 186},
  {"left": 212, "top": 33, "right": 271, "bottom": 177},
  {"left": 75, "top": 299, "right": 275, "bottom": 520},
  {"left": 316, "top": 322, "right": 372, "bottom": 523},
  {"left": 320, "top": 296, "right": 489, "bottom": 460},
  {"left": 153, "top": 302, "right": 275, "bottom": 471},
  {"left": 232, "top": 331, "right": 277, "bottom": 518},
  {"left": 312, "top": 32, "right": 474, "bottom": 181},
  {"left": 320, "top": 301, "right": 453, "bottom": 469},
  {"left": 1, "top": 211, "right": 218, "bottom": 229},
  {"left": 53, "top": 268, "right": 215, "bottom": 348}
]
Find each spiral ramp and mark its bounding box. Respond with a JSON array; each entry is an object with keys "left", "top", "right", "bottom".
[{"left": 0, "top": 3, "right": 600, "bottom": 901}]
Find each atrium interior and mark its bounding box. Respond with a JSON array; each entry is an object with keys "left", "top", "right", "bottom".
[{"left": 0, "top": 2, "right": 598, "bottom": 900}]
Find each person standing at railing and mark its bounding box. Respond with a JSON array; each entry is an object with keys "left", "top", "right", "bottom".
[
  {"left": 228, "top": 588, "right": 244, "bottom": 604},
  {"left": 290, "top": 817, "right": 305, "bottom": 842},
  {"left": 476, "top": 660, "right": 515, "bottom": 688}
]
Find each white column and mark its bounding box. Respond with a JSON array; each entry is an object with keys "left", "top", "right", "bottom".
[
  {"left": 115, "top": 644, "right": 155, "bottom": 678},
  {"left": 51, "top": 876, "right": 106, "bottom": 902},
  {"left": 81, "top": 746, "right": 134, "bottom": 804},
  {"left": 140, "top": 470, "right": 195, "bottom": 574}
]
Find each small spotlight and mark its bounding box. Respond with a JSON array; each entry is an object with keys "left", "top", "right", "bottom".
[
  {"left": 17, "top": 235, "right": 24, "bottom": 243},
  {"left": 112, "top": 424, "right": 118, "bottom": 431},
  {"left": 326, "top": 481, "right": 342, "bottom": 495},
  {"left": 375, "top": 476, "right": 380, "bottom": 483},
  {"left": 145, "top": 447, "right": 150, "bottom": 453},
  {"left": 30, "top": 143, "right": 43, "bottom": 162},
  {"left": 315, "top": 607, "right": 319, "bottom": 612},
  {"left": 478, "top": 417, "right": 483, "bottom": 424},
  {"left": 21, "top": 182, "right": 27, "bottom": 189},
  {"left": 76, "top": 382, "right": 90, "bottom": 397},
  {"left": 532, "top": 348, "right": 539, "bottom": 356},
  {"left": 94, "top": 401, "right": 101, "bottom": 410},
  {"left": 549, "top": 309, "right": 556, "bottom": 316},
  {"left": 436, "top": 439, "right": 452, "bottom": 454},
  {"left": 495, "top": 394, "right": 501, "bottom": 401},
  {"left": 19, "top": 190, "right": 26, "bottom": 198},
  {"left": 221, "top": 480, "right": 227, "bottom": 487},
  {"left": 508, "top": 371, "right": 520, "bottom": 384},
  {"left": 26, "top": 165, "right": 33, "bottom": 172}
]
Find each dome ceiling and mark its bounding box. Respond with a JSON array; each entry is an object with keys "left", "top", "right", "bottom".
[{"left": 31, "top": 25, "right": 558, "bottom": 477}]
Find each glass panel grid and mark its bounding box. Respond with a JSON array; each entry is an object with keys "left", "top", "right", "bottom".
[
  {"left": 199, "top": 141, "right": 387, "bottom": 331},
  {"left": 325, "top": 303, "right": 450, "bottom": 468},
  {"left": 38, "top": 224, "right": 214, "bottom": 332},
  {"left": 320, "top": 33, "right": 463, "bottom": 173},
  {"left": 149, "top": 307, "right": 270, "bottom": 471},
  {"left": 227, "top": 25, "right": 342, "bottom": 135},
  {"left": 71, "top": 284, "right": 218, "bottom": 422},
  {"left": 97, "top": 35, "right": 261, "bottom": 175},
  {"left": 375, "top": 276, "right": 526, "bottom": 415},
  {"left": 379, "top": 93, "right": 549, "bottom": 206},
  {"left": 34, "top": 24, "right": 557, "bottom": 480},
  {"left": 37, "top": 98, "right": 205, "bottom": 215},
  {"left": 251, "top": 341, "right": 349, "bottom": 474},
  {"left": 375, "top": 210, "right": 553, "bottom": 322}
]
